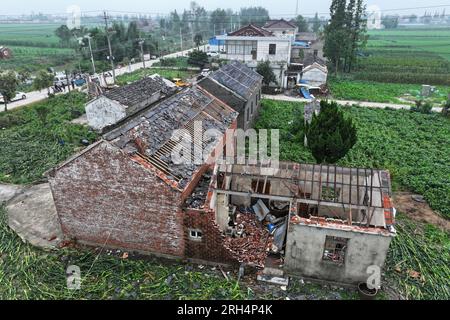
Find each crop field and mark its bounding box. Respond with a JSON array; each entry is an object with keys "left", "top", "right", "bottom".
[
  {"left": 254, "top": 100, "right": 450, "bottom": 299},
  {"left": 353, "top": 28, "right": 450, "bottom": 86},
  {"left": 0, "top": 92, "right": 96, "bottom": 184},
  {"left": 0, "top": 46, "right": 76, "bottom": 72},
  {"left": 0, "top": 23, "right": 62, "bottom": 47},
  {"left": 329, "top": 77, "right": 450, "bottom": 105}
]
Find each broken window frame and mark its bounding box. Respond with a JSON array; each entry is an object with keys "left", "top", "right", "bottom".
[
  {"left": 322, "top": 236, "right": 348, "bottom": 264},
  {"left": 189, "top": 229, "right": 203, "bottom": 241}
]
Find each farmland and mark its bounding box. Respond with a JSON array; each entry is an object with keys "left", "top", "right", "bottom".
[
  {"left": 329, "top": 78, "right": 450, "bottom": 105},
  {"left": 353, "top": 28, "right": 450, "bottom": 86},
  {"left": 254, "top": 99, "right": 450, "bottom": 300},
  {"left": 0, "top": 92, "right": 96, "bottom": 184}
]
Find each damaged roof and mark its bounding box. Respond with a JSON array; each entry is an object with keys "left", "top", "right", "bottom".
[
  {"left": 208, "top": 61, "right": 262, "bottom": 101},
  {"left": 104, "top": 86, "right": 238, "bottom": 190},
  {"left": 103, "top": 75, "right": 176, "bottom": 107}
]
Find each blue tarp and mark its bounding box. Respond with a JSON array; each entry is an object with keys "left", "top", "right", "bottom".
[
  {"left": 209, "top": 37, "right": 225, "bottom": 46},
  {"left": 293, "top": 41, "right": 310, "bottom": 48},
  {"left": 300, "top": 87, "right": 312, "bottom": 99}
]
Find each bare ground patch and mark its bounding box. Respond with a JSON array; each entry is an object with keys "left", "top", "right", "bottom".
[{"left": 393, "top": 192, "right": 450, "bottom": 232}]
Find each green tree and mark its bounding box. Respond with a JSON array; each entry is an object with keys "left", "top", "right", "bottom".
[
  {"left": 324, "top": 0, "right": 367, "bottom": 73},
  {"left": 305, "top": 100, "right": 357, "bottom": 163},
  {"left": 187, "top": 50, "right": 208, "bottom": 67},
  {"left": 256, "top": 61, "right": 277, "bottom": 86},
  {"left": 312, "top": 13, "right": 321, "bottom": 33},
  {"left": 239, "top": 7, "right": 270, "bottom": 27},
  {"left": 33, "top": 70, "right": 54, "bottom": 95},
  {"left": 382, "top": 16, "right": 399, "bottom": 29},
  {"left": 194, "top": 33, "right": 203, "bottom": 49},
  {"left": 295, "top": 15, "right": 309, "bottom": 32},
  {"left": 55, "top": 25, "right": 72, "bottom": 47},
  {"left": 0, "top": 71, "right": 19, "bottom": 112}
]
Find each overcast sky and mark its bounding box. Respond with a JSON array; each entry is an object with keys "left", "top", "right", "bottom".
[{"left": 2, "top": 0, "right": 449, "bottom": 16}]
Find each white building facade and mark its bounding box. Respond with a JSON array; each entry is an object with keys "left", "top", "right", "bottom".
[{"left": 216, "top": 25, "right": 293, "bottom": 88}]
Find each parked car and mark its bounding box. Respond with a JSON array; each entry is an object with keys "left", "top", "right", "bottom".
[
  {"left": 201, "top": 69, "right": 211, "bottom": 77},
  {"left": 0, "top": 91, "right": 26, "bottom": 104},
  {"left": 54, "top": 75, "right": 69, "bottom": 86},
  {"left": 207, "top": 51, "right": 219, "bottom": 57}
]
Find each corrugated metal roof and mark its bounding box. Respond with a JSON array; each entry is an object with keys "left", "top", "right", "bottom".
[{"left": 208, "top": 61, "right": 262, "bottom": 101}]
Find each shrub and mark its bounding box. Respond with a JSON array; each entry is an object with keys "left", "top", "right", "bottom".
[{"left": 305, "top": 100, "right": 357, "bottom": 164}]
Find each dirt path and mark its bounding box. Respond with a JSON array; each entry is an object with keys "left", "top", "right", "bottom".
[
  {"left": 393, "top": 192, "right": 450, "bottom": 232},
  {"left": 263, "top": 95, "right": 443, "bottom": 113}
]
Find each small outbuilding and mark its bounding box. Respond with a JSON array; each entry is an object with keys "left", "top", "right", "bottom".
[
  {"left": 85, "top": 75, "right": 177, "bottom": 132},
  {"left": 301, "top": 62, "right": 328, "bottom": 87}
]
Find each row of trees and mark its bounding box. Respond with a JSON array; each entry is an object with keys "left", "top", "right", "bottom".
[{"left": 323, "top": 0, "right": 367, "bottom": 74}]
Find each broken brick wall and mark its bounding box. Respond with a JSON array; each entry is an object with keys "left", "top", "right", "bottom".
[
  {"left": 184, "top": 208, "right": 239, "bottom": 265},
  {"left": 48, "top": 141, "right": 185, "bottom": 257}
]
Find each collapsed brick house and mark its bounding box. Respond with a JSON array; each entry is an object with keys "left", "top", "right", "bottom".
[
  {"left": 85, "top": 75, "right": 177, "bottom": 132},
  {"left": 198, "top": 61, "right": 263, "bottom": 131},
  {"left": 48, "top": 64, "right": 396, "bottom": 285},
  {"left": 47, "top": 86, "right": 238, "bottom": 258}
]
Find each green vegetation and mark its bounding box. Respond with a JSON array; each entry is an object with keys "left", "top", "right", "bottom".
[
  {"left": 0, "top": 46, "right": 76, "bottom": 73},
  {"left": 0, "top": 92, "right": 96, "bottom": 184},
  {"left": 304, "top": 101, "right": 357, "bottom": 163},
  {"left": 0, "top": 205, "right": 251, "bottom": 300},
  {"left": 116, "top": 67, "right": 194, "bottom": 85},
  {"left": 255, "top": 100, "right": 450, "bottom": 218},
  {"left": 353, "top": 28, "right": 450, "bottom": 85},
  {"left": 257, "top": 60, "right": 278, "bottom": 86},
  {"left": 0, "top": 23, "right": 62, "bottom": 47},
  {"left": 328, "top": 78, "right": 450, "bottom": 105},
  {"left": 386, "top": 214, "right": 450, "bottom": 300},
  {"left": 367, "top": 28, "right": 450, "bottom": 61},
  {"left": 256, "top": 100, "right": 450, "bottom": 299}
]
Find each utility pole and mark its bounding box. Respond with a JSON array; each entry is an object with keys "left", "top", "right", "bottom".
[
  {"left": 138, "top": 39, "right": 146, "bottom": 68},
  {"left": 296, "top": 0, "right": 299, "bottom": 17},
  {"left": 180, "top": 27, "right": 183, "bottom": 55},
  {"left": 230, "top": 13, "right": 233, "bottom": 32},
  {"left": 104, "top": 11, "right": 116, "bottom": 84},
  {"left": 85, "top": 34, "right": 96, "bottom": 75}
]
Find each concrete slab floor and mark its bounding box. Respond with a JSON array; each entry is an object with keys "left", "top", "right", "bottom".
[
  {"left": 6, "top": 183, "right": 63, "bottom": 250},
  {"left": 0, "top": 184, "right": 24, "bottom": 203}
]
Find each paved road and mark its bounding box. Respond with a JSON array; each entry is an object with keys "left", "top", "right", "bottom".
[
  {"left": 1, "top": 47, "right": 198, "bottom": 112},
  {"left": 263, "top": 94, "right": 444, "bottom": 113}
]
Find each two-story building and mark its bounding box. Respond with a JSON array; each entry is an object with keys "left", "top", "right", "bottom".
[
  {"left": 216, "top": 24, "right": 292, "bottom": 88},
  {"left": 263, "top": 19, "right": 298, "bottom": 38}
]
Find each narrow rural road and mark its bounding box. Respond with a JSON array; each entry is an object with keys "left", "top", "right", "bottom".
[
  {"left": 263, "top": 94, "right": 444, "bottom": 113},
  {"left": 1, "top": 47, "right": 198, "bottom": 113}
]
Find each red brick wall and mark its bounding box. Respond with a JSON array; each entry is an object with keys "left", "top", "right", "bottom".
[
  {"left": 49, "top": 141, "right": 185, "bottom": 257},
  {"left": 184, "top": 208, "right": 238, "bottom": 265}
]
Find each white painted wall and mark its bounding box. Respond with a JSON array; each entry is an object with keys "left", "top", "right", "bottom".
[
  {"left": 302, "top": 68, "right": 328, "bottom": 86},
  {"left": 85, "top": 96, "right": 127, "bottom": 131}
]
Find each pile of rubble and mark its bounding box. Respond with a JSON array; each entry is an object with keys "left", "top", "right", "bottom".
[
  {"left": 223, "top": 211, "right": 272, "bottom": 268},
  {"left": 185, "top": 173, "right": 212, "bottom": 209}
]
